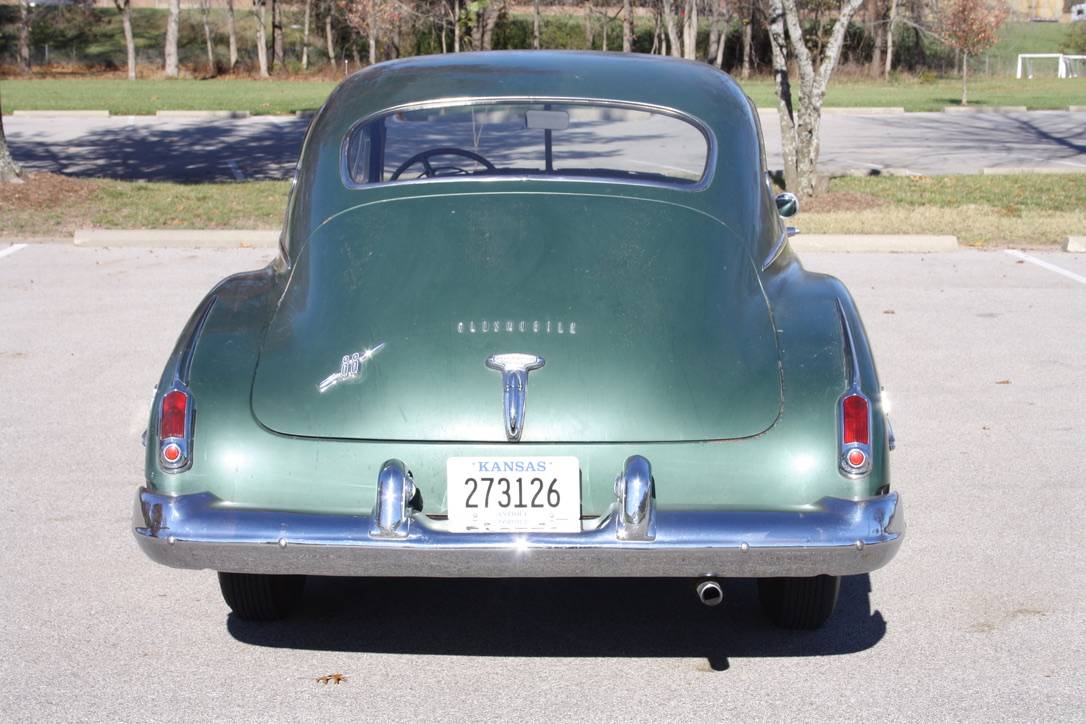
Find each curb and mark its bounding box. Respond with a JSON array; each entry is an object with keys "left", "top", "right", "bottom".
[
  {"left": 822, "top": 107, "right": 906, "bottom": 115},
  {"left": 791, "top": 234, "right": 958, "bottom": 253},
  {"left": 11, "top": 110, "right": 110, "bottom": 118},
  {"left": 943, "top": 105, "right": 1027, "bottom": 113},
  {"left": 154, "top": 110, "right": 252, "bottom": 119},
  {"left": 982, "top": 166, "right": 1086, "bottom": 175},
  {"left": 73, "top": 229, "right": 279, "bottom": 247},
  {"left": 1066, "top": 236, "right": 1086, "bottom": 253},
  {"left": 1069, "top": 106, "right": 1086, "bottom": 112}
]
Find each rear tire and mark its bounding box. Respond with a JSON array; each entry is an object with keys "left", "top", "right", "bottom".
[
  {"left": 757, "top": 575, "right": 840, "bottom": 630},
  {"left": 217, "top": 572, "right": 306, "bottom": 621}
]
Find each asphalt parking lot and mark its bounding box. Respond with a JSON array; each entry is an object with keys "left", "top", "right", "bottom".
[
  {"left": 0, "top": 243, "right": 1083, "bottom": 721},
  {"left": 6, "top": 110, "right": 1085, "bottom": 181}
]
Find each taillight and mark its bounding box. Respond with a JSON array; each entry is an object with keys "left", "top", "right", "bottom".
[
  {"left": 839, "top": 392, "right": 871, "bottom": 476},
  {"left": 160, "top": 390, "right": 188, "bottom": 439},
  {"left": 159, "top": 387, "right": 191, "bottom": 471},
  {"left": 841, "top": 394, "right": 869, "bottom": 445}
]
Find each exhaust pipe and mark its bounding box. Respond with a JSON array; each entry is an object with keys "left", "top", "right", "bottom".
[{"left": 696, "top": 580, "right": 724, "bottom": 607}]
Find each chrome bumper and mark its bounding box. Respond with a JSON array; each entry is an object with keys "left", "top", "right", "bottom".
[{"left": 133, "top": 457, "right": 904, "bottom": 579}]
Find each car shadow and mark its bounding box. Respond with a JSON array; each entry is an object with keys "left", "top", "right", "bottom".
[{"left": 226, "top": 574, "right": 886, "bottom": 667}]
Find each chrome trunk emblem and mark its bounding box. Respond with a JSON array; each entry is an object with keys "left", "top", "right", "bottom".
[{"left": 485, "top": 353, "right": 545, "bottom": 442}]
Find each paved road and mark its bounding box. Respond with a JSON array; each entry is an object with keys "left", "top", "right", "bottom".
[
  {"left": 0, "top": 243, "right": 1083, "bottom": 721},
  {"left": 5, "top": 111, "right": 1085, "bottom": 181}
]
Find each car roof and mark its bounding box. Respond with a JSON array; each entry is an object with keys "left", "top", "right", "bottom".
[{"left": 316, "top": 51, "right": 756, "bottom": 139}]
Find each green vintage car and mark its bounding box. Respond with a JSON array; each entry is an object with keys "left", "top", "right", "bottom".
[{"left": 134, "top": 51, "right": 903, "bottom": 629}]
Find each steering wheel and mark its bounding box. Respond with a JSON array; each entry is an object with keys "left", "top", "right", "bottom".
[{"left": 390, "top": 147, "right": 496, "bottom": 181}]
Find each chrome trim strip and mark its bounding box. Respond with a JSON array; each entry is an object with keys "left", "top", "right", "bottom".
[
  {"left": 338, "top": 96, "right": 717, "bottom": 193},
  {"left": 158, "top": 298, "right": 216, "bottom": 474},
  {"left": 614, "top": 455, "right": 656, "bottom": 541},
  {"left": 761, "top": 230, "right": 788, "bottom": 272},
  {"left": 133, "top": 488, "right": 903, "bottom": 578},
  {"left": 836, "top": 299, "right": 873, "bottom": 478},
  {"left": 172, "top": 295, "right": 217, "bottom": 385}
]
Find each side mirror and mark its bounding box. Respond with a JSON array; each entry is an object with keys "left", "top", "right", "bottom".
[{"left": 775, "top": 192, "right": 799, "bottom": 218}]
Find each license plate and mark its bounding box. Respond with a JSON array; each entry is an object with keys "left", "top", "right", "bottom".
[{"left": 446, "top": 456, "right": 581, "bottom": 533}]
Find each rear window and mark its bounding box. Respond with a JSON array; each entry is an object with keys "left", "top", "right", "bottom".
[{"left": 344, "top": 101, "right": 710, "bottom": 187}]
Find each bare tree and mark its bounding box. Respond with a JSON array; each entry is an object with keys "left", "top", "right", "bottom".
[
  {"left": 368, "top": 0, "right": 378, "bottom": 64},
  {"left": 227, "top": 0, "right": 239, "bottom": 70},
  {"left": 201, "top": 0, "right": 217, "bottom": 74},
  {"left": 622, "top": 0, "right": 633, "bottom": 52},
  {"left": 302, "top": 0, "right": 313, "bottom": 69},
  {"left": 113, "top": 0, "right": 137, "bottom": 80},
  {"left": 18, "top": 0, "right": 31, "bottom": 74},
  {"left": 325, "top": 0, "right": 337, "bottom": 61},
  {"left": 767, "top": 0, "right": 864, "bottom": 198},
  {"left": 273, "top": 0, "right": 285, "bottom": 69},
  {"left": 884, "top": 0, "right": 897, "bottom": 78},
  {"left": 533, "top": 0, "right": 542, "bottom": 49},
  {"left": 452, "top": 0, "right": 461, "bottom": 52},
  {"left": 0, "top": 91, "right": 22, "bottom": 183},
  {"left": 661, "top": 0, "right": 682, "bottom": 57},
  {"left": 682, "top": 0, "right": 697, "bottom": 60},
  {"left": 254, "top": 0, "right": 270, "bottom": 77},
  {"left": 741, "top": 0, "right": 752, "bottom": 78},
  {"left": 708, "top": 0, "right": 730, "bottom": 68},
  {"left": 940, "top": 0, "right": 1008, "bottom": 105},
  {"left": 165, "top": 0, "right": 180, "bottom": 78}
]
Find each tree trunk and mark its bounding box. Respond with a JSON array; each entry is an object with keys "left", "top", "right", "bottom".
[
  {"left": 622, "top": 0, "right": 633, "bottom": 52},
  {"left": 368, "top": 0, "right": 378, "bottom": 65},
  {"left": 708, "top": 1, "right": 720, "bottom": 67},
  {"left": 869, "top": 22, "right": 883, "bottom": 78},
  {"left": 961, "top": 51, "right": 968, "bottom": 105},
  {"left": 682, "top": 0, "right": 697, "bottom": 60},
  {"left": 18, "top": 0, "right": 30, "bottom": 75},
  {"left": 584, "top": 0, "right": 595, "bottom": 50},
  {"left": 254, "top": 0, "right": 270, "bottom": 78},
  {"left": 713, "top": 3, "right": 728, "bottom": 69},
  {"left": 884, "top": 0, "right": 897, "bottom": 79},
  {"left": 272, "top": 0, "right": 284, "bottom": 70},
  {"left": 0, "top": 91, "right": 22, "bottom": 183},
  {"left": 114, "top": 0, "right": 137, "bottom": 80},
  {"left": 767, "top": 0, "right": 798, "bottom": 191},
  {"left": 165, "top": 0, "right": 180, "bottom": 78},
  {"left": 651, "top": 9, "right": 660, "bottom": 54},
  {"left": 454, "top": 0, "right": 461, "bottom": 51},
  {"left": 201, "top": 0, "right": 216, "bottom": 74},
  {"left": 741, "top": 3, "right": 752, "bottom": 79},
  {"left": 302, "top": 0, "right": 312, "bottom": 69},
  {"left": 227, "top": 0, "right": 238, "bottom": 70},
  {"left": 661, "top": 0, "right": 682, "bottom": 58},
  {"left": 532, "top": 0, "right": 540, "bottom": 49},
  {"left": 325, "top": 4, "right": 336, "bottom": 62},
  {"left": 770, "top": 0, "right": 864, "bottom": 198}
]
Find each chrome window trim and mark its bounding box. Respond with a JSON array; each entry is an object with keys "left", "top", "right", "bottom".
[{"left": 338, "top": 96, "right": 718, "bottom": 193}]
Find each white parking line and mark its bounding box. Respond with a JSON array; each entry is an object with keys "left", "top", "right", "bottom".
[
  {"left": 1006, "top": 249, "right": 1086, "bottom": 286},
  {"left": 0, "top": 244, "right": 28, "bottom": 261}
]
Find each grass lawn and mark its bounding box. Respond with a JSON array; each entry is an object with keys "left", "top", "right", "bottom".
[
  {"left": 2, "top": 75, "right": 1083, "bottom": 115},
  {"left": 2, "top": 172, "right": 1080, "bottom": 246},
  {"left": 801, "top": 174, "right": 1086, "bottom": 246}
]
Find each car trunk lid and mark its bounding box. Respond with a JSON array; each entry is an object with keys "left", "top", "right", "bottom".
[{"left": 251, "top": 192, "right": 781, "bottom": 443}]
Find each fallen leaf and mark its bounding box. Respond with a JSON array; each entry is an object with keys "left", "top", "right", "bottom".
[
  {"left": 883, "top": 309, "right": 896, "bottom": 315},
  {"left": 995, "top": 379, "right": 1011, "bottom": 385},
  {"left": 315, "top": 673, "right": 348, "bottom": 685}
]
